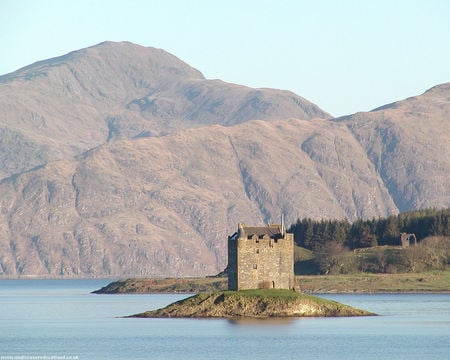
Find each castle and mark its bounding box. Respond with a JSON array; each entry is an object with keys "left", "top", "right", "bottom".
[{"left": 227, "top": 222, "right": 294, "bottom": 291}]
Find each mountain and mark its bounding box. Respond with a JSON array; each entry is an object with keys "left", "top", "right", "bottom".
[
  {"left": 0, "top": 118, "right": 398, "bottom": 277},
  {"left": 0, "top": 41, "right": 329, "bottom": 179},
  {"left": 334, "top": 83, "right": 450, "bottom": 211},
  {"left": 0, "top": 42, "right": 448, "bottom": 278}
]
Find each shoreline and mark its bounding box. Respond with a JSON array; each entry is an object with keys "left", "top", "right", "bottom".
[
  {"left": 91, "top": 271, "right": 450, "bottom": 294},
  {"left": 1, "top": 271, "right": 449, "bottom": 295}
]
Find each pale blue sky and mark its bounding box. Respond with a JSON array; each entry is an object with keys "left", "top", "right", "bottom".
[{"left": 1, "top": 0, "right": 449, "bottom": 116}]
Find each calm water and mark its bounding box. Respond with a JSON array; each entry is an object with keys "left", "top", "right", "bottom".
[{"left": 0, "top": 280, "right": 449, "bottom": 360}]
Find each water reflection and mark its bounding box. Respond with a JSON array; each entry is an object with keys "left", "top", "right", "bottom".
[
  {"left": 1, "top": 281, "right": 449, "bottom": 360},
  {"left": 227, "top": 317, "right": 295, "bottom": 326}
]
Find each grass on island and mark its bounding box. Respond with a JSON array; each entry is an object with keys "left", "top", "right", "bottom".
[
  {"left": 222, "top": 289, "right": 331, "bottom": 303},
  {"left": 227, "top": 289, "right": 302, "bottom": 298},
  {"left": 221, "top": 289, "right": 348, "bottom": 307}
]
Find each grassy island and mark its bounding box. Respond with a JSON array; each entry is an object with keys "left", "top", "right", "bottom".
[{"left": 130, "top": 289, "right": 375, "bottom": 318}]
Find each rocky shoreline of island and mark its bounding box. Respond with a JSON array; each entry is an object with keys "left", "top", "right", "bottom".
[{"left": 129, "top": 289, "right": 376, "bottom": 318}]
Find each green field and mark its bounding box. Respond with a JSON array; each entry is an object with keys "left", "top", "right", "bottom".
[{"left": 297, "top": 270, "right": 450, "bottom": 293}]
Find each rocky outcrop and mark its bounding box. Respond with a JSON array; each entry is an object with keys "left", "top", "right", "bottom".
[{"left": 131, "top": 290, "right": 375, "bottom": 318}]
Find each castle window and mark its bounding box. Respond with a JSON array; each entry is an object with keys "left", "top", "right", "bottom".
[
  {"left": 253, "top": 264, "right": 257, "bottom": 269},
  {"left": 256, "top": 249, "right": 259, "bottom": 254}
]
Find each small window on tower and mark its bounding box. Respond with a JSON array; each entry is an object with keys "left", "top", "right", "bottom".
[
  {"left": 256, "top": 249, "right": 259, "bottom": 254},
  {"left": 253, "top": 264, "right": 257, "bottom": 269}
]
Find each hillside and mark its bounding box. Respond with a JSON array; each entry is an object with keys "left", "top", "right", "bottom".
[
  {"left": 335, "top": 83, "right": 450, "bottom": 211},
  {"left": 0, "top": 118, "right": 399, "bottom": 277},
  {"left": 0, "top": 41, "right": 329, "bottom": 179},
  {"left": 0, "top": 41, "right": 448, "bottom": 278}
]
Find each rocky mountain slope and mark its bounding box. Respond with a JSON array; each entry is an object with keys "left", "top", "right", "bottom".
[
  {"left": 0, "top": 42, "right": 448, "bottom": 278},
  {"left": 0, "top": 41, "right": 329, "bottom": 179},
  {"left": 335, "top": 83, "right": 450, "bottom": 211},
  {"left": 0, "top": 118, "right": 400, "bottom": 277}
]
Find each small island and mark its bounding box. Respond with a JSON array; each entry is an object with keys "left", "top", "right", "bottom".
[
  {"left": 131, "top": 289, "right": 375, "bottom": 318},
  {"left": 124, "top": 223, "right": 375, "bottom": 318}
]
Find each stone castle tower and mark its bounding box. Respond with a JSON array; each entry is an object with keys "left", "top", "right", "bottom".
[{"left": 227, "top": 222, "right": 294, "bottom": 291}]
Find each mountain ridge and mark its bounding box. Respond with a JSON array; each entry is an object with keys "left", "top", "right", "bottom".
[
  {"left": 0, "top": 41, "right": 448, "bottom": 278},
  {"left": 335, "top": 82, "right": 450, "bottom": 211},
  {"left": 0, "top": 41, "right": 329, "bottom": 179}
]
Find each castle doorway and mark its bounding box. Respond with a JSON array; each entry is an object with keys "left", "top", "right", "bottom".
[{"left": 271, "top": 281, "right": 275, "bottom": 289}]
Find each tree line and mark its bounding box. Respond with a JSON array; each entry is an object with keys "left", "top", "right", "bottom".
[{"left": 288, "top": 208, "right": 449, "bottom": 251}]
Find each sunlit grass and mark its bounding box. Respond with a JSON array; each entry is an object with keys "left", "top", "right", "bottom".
[{"left": 297, "top": 270, "right": 450, "bottom": 293}]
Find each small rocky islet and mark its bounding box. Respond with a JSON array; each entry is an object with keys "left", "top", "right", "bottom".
[{"left": 130, "top": 289, "right": 375, "bottom": 318}]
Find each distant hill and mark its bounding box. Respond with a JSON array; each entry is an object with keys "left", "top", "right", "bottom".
[{"left": 0, "top": 42, "right": 448, "bottom": 278}]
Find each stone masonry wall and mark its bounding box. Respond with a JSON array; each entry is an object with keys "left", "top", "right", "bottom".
[{"left": 228, "top": 232, "right": 294, "bottom": 290}]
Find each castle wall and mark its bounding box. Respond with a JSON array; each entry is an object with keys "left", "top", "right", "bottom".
[
  {"left": 228, "top": 232, "right": 294, "bottom": 291},
  {"left": 227, "top": 236, "right": 238, "bottom": 290}
]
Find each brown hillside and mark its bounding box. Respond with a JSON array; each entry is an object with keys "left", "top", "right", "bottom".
[
  {"left": 0, "top": 42, "right": 448, "bottom": 278},
  {"left": 0, "top": 118, "right": 398, "bottom": 277},
  {"left": 0, "top": 41, "right": 329, "bottom": 179},
  {"left": 335, "top": 83, "right": 450, "bottom": 211}
]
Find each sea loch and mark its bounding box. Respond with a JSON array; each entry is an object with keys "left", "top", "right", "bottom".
[{"left": 0, "top": 280, "right": 449, "bottom": 360}]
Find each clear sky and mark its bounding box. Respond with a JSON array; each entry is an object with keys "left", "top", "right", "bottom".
[{"left": 1, "top": 0, "right": 449, "bottom": 116}]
